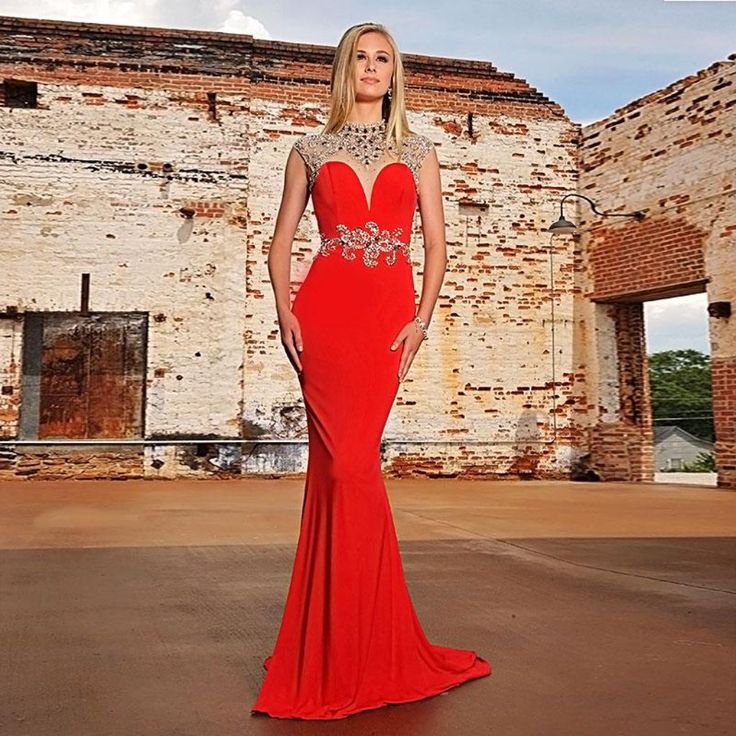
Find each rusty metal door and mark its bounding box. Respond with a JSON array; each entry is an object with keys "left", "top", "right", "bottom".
[{"left": 24, "top": 313, "right": 147, "bottom": 439}]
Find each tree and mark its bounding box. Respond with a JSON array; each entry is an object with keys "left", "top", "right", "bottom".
[
  {"left": 648, "top": 349, "right": 714, "bottom": 442},
  {"left": 682, "top": 451, "right": 716, "bottom": 472}
]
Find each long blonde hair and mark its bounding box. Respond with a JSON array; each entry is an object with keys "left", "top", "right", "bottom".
[{"left": 323, "top": 22, "right": 416, "bottom": 151}]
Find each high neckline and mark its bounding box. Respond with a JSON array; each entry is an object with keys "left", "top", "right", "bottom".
[{"left": 342, "top": 118, "right": 386, "bottom": 131}]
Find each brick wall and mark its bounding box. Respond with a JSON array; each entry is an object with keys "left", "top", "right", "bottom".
[
  {"left": 1, "top": 17, "right": 731, "bottom": 485},
  {"left": 0, "top": 16, "right": 589, "bottom": 480},
  {"left": 578, "top": 55, "right": 735, "bottom": 488}
]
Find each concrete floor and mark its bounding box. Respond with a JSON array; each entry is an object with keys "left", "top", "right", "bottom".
[{"left": 0, "top": 477, "right": 734, "bottom": 735}]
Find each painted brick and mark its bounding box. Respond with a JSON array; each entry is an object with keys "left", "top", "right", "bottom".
[{"left": 579, "top": 55, "right": 735, "bottom": 488}]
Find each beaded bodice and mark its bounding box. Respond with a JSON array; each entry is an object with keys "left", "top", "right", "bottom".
[
  {"left": 292, "top": 119, "right": 433, "bottom": 268},
  {"left": 293, "top": 119, "right": 432, "bottom": 199}
]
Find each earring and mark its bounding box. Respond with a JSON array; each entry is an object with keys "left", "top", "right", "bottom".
[{"left": 387, "top": 87, "right": 392, "bottom": 101}]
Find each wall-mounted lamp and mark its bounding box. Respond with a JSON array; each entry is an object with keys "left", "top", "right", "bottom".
[
  {"left": 707, "top": 301, "right": 731, "bottom": 319},
  {"left": 179, "top": 207, "right": 195, "bottom": 219},
  {"left": 548, "top": 193, "right": 645, "bottom": 233}
]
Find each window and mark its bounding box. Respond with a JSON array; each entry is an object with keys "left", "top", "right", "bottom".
[{"left": 3, "top": 79, "right": 38, "bottom": 108}]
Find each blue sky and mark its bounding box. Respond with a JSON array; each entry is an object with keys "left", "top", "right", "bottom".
[{"left": 1, "top": 1, "right": 725, "bottom": 352}]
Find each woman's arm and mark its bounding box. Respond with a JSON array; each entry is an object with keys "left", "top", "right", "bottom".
[
  {"left": 392, "top": 144, "right": 447, "bottom": 382},
  {"left": 267, "top": 145, "right": 310, "bottom": 372},
  {"left": 268, "top": 146, "right": 309, "bottom": 316},
  {"left": 415, "top": 144, "right": 448, "bottom": 330}
]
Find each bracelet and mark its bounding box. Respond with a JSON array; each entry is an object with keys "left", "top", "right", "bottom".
[{"left": 413, "top": 315, "right": 429, "bottom": 341}]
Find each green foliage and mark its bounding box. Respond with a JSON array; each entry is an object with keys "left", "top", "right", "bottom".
[
  {"left": 648, "top": 349, "right": 714, "bottom": 442},
  {"left": 682, "top": 451, "right": 716, "bottom": 472}
]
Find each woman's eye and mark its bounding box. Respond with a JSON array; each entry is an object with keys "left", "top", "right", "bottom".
[{"left": 356, "top": 53, "right": 390, "bottom": 63}]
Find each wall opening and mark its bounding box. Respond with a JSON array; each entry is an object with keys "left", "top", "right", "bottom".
[
  {"left": 2, "top": 78, "right": 38, "bottom": 108},
  {"left": 644, "top": 292, "right": 716, "bottom": 486}
]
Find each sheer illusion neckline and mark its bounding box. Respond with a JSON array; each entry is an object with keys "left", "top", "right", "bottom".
[
  {"left": 317, "top": 159, "right": 411, "bottom": 212},
  {"left": 292, "top": 121, "right": 432, "bottom": 201},
  {"left": 319, "top": 120, "right": 402, "bottom": 210}
]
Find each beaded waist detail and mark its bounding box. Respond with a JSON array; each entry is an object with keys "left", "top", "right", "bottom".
[{"left": 317, "top": 221, "right": 410, "bottom": 268}]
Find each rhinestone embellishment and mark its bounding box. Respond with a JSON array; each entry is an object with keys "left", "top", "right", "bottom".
[
  {"left": 293, "top": 124, "right": 433, "bottom": 194},
  {"left": 318, "top": 221, "right": 409, "bottom": 267},
  {"left": 338, "top": 119, "right": 396, "bottom": 166}
]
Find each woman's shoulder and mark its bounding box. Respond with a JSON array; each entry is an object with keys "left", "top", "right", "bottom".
[
  {"left": 292, "top": 132, "right": 320, "bottom": 153},
  {"left": 291, "top": 132, "right": 335, "bottom": 191},
  {"left": 399, "top": 133, "right": 435, "bottom": 185},
  {"left": 403, "top": 131, "right": 433, "bottom": 150},
  {"left": 291, "top": 131, "right": 334, "bottom": 164},
  {"left": 294, "top": 133, "right": 319, "bottom": 148}
]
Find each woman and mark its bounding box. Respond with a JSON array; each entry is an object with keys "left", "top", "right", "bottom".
[{"left": 252, "top": 21, "right": 492, "bottom": 720}]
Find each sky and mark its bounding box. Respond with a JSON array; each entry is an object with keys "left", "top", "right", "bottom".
[
  {"left": 1, "top": 0, "right": 733, "bottom": 124},
  {"left": 644, "top": 293, "right": 710, "bottom": 355},
  {"left": 1, "top": 1, "right": 727, "bottom": 353}
]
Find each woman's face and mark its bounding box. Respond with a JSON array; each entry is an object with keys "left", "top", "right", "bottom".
[{"left": 353, "top": 32, "right": 394, "bottom": 102}]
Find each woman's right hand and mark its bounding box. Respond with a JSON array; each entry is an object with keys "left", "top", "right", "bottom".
[{"left": 279, "top": 310, "right": 304, "bottom": 374}]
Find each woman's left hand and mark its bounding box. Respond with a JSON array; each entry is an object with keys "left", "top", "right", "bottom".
[{"left": 390, "top": 320, "right": 426, "bottom": 382}]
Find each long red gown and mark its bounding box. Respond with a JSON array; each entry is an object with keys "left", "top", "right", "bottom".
[{"left": 251, "top": 121, "right": 491, "bottom": 720}]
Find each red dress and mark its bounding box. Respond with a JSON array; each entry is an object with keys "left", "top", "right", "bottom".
[{"left": 251, "top": 120, "right": 491, "bottom": 720}]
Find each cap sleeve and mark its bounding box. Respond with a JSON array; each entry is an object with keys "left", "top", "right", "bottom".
[
  {"left": 292, "top": 135, "right": 320, "bottom": 193},
  {"left": 400, "top": 134, "right": 434, "bottom": 190}
]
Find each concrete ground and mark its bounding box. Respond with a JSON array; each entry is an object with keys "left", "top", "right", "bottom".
[{"left": 0, "top": 477, "right": 734, "bottom": 735}]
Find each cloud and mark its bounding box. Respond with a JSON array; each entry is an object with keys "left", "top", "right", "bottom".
[
  {"left": 219, "top": 10, "right": 270, "bottom": 37},
  {"left": 644, "top": 293, "right": 710, "bottom": 355},
  {"left": 1, "top": 0, "right": 163, "bottom": 25},
  {"left": 0, "top": 0, "right": 272, "bottom": 37}
]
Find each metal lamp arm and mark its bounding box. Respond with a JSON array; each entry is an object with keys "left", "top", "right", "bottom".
[{"left": 559, "top": 193, "right": 645, "bottom": 220}]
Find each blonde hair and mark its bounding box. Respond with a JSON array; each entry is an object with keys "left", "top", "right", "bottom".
[{"left": 323, "top": 22, "right": 416, "bottom": 151}]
